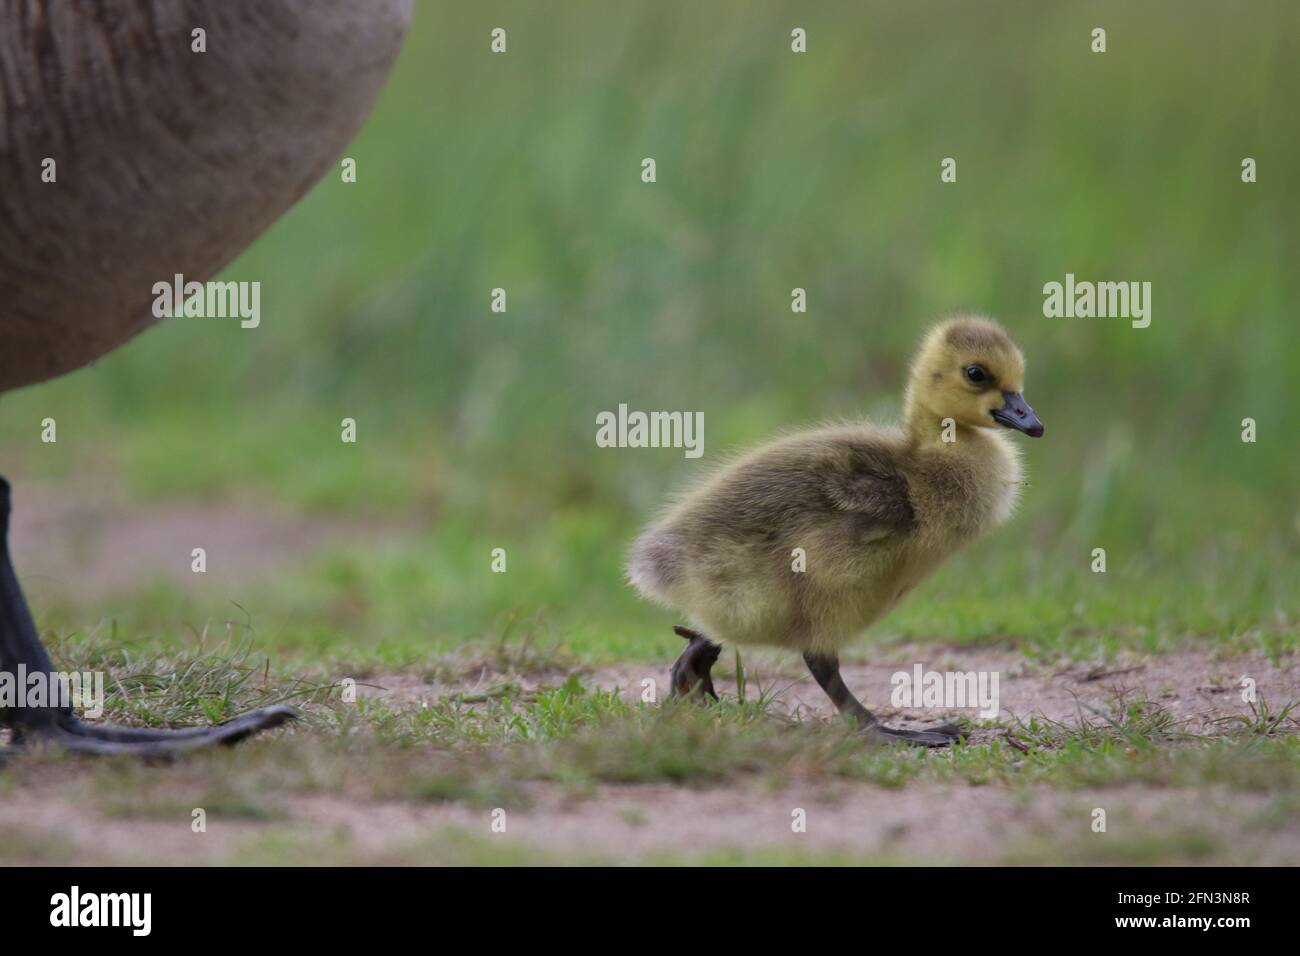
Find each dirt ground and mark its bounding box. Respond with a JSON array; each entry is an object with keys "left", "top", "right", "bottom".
[
  {"left": 6, "top": 479, "right": 391, "bottom": 601},
  {"left": 1, "top": 486, "right": 1295, "bottom": 865},
  {"left": 1, "top": 645, "right": 1294, "bottom": 865},
  {"left": 2, "top": 770, "right": 1293, "bottom": 865},
  {"left": 363, "top": 645, "right": 1296, "bottom": 739}
]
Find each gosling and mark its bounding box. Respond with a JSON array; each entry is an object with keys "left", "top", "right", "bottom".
[{"left": 627, "top": 315, "right": 1044, "bottom": 746}]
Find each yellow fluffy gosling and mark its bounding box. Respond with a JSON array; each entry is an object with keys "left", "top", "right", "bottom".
[{"left": 628, "top": 315, "right": 1044, "bottom": 746}]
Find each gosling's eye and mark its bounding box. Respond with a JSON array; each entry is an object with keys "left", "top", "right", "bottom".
[{"left": 964, "top": 365, "right": 988, "bottom": 384}]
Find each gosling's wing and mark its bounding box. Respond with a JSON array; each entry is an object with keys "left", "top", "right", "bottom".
[
  {"left": 657, "top": 428, "right": 916, "bottom": 551},
  {"left": 819, "top": 435, "right": 917, "bottom": 537}
]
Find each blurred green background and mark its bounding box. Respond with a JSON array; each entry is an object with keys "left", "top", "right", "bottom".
[{"left": 1, "top": 0, "right": 1296, "bottom": 668}]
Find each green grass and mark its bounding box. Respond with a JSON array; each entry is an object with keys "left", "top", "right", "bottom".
[
  {"left": 34, "top": 638, "right": 1298, "bottom": 799},
  {"left": 30, "top": 532, "right": 1297, "bottom": 670},
  {"left": 46, "top": 626, "right": 333, "bottom": 726},
  {"left": 4, "top": 636, "right": 1294, "bottom": 865}
]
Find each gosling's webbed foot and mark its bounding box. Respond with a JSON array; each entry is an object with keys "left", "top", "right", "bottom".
[
  {"left": 669, "top": 625, "right": 721, "bottom": 700},
  {"left": 866, "top": 722, "right": 966, "bottom": 748},
  {"left": 8, "top": 706, "right": 298, "bottom": 758},
  {"left": 803, "top": 653, "right": 967, "bottom": 747}
]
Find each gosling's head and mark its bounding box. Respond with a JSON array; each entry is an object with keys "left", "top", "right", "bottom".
[{"left": 905, "top": 316, "right": 1044, "bottom": 438}]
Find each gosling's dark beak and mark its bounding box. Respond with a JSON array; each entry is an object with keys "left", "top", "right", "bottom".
[{"left": 991, "top": 391, "right": 1044, "bottom": 437}]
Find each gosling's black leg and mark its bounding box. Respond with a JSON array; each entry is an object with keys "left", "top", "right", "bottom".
[
  {"left": 802, "top": 651, "right": 963, "bottom": 747},
  {"left": 669, "top": 625, "right": 721, "bottom": 700},
  {"left": 0, "top": 476, "right": 296, "bottom": 759}
]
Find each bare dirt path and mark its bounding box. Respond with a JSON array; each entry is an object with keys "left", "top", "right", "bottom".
[
  {"left": 0, "top": 772, "right": 1293, "bottom": 866},
  {"left": 1, "top": 482, "right": 1294, "bottom": 864},
  {"left": 7, "top": 478, "right": 401, "bottom": 602},
  {"left": 1, "top": 645, "right": 1295, "bottom": 865},
  {"left": 360, "top": 645, "right": 1297, "bottom": 737}
]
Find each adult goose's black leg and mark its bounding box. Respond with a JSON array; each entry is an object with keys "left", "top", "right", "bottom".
[
  {"left": 0, "top": 477, "right": 295, "bottom": 759},
  {"left": 802, "top": 651, "right": 963, "bottom": 747},
  {"left": 669, "top": 625, "right": 721, "bottom": 700}
]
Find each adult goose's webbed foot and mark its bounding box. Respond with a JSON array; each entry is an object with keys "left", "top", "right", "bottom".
[
  {"left": 9, "top": 707, "right": 297, "bottom": 758},
  {"left": 803, "top": 651, "right": 965, "bottom": 748},
  {"left": 669, "top": 625, "right": 721, "bottom": 700},
  {"left": 0, "top": 477, "right": 297, "bottom": 759}
]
